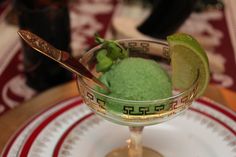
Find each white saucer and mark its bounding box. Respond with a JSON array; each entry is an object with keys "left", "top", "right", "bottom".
[{"left": 2, "top": 97, "right": 236, "bottom": 157}]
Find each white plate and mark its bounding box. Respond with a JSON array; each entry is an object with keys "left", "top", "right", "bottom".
[{"left": 2, "top": 97, "right": 236, "bottom": 157}]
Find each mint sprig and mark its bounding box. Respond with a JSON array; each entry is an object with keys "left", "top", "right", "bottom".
[{"left": 95, "top": 35, "right": 129, "bottom": 72}]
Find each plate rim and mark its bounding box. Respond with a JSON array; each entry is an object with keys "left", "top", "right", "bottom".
[
  {"left": 52, "top": 100, "right": 236, "bottom": 157},
  {"left": 1, "top": 96, "right": 82, "bottom": 157},
  {"left": 1, "top": 96, "right": 235, "bottom": 157}
]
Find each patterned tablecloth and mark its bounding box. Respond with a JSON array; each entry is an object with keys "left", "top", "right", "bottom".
[
  {"left": 0, "top": 0, "right": 235, "bottom": 115},
  {"left": 0, "top": 0, "right": 117, "bottom": 115}
]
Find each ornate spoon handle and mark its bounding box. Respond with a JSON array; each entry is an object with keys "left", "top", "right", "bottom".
[{"left": 18, "top": 30, "right": 109, "bottom": 92}]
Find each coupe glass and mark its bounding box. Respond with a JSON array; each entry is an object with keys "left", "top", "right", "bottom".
[{"left": 76, "top": 39, "right": 199, "bottom": 157}]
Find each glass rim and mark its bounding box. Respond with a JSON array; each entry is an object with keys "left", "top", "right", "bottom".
[{"left": 77, "top": 38, "right": 200, "bottom": 104}]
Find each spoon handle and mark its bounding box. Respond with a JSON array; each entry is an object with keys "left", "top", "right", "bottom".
[{"left": 18, "top": 30, "right": 109, "bottom": 91}]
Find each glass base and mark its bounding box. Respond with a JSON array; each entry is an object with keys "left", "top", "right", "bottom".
[{"left": 106, "top": 146, "right": 163, "bottom": 157}]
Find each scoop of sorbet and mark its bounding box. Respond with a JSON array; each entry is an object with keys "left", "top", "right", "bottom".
[{"left": 99, "top": 57, "right": 172, "bottom": 103}]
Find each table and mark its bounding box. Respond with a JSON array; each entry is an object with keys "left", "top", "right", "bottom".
[{"left": 0, "top": 81, "right": 235, "bottom": 153}]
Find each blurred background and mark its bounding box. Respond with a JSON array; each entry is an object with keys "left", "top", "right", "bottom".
[{"left": 0, "top": 0, "right": 235, "bottom": 115}]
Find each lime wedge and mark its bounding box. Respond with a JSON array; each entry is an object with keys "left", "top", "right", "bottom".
[{"left": 167, "top": 33, "right": 210, "bottom": 98}]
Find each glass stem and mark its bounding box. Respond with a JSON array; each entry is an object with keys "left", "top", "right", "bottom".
[{"left": 128, "top": 126, "right": 144, "bottom": 157}]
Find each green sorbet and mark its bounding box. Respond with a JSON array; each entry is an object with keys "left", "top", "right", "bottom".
[{"left": 98, "top": 57, "right": 172, "bottom": 114}]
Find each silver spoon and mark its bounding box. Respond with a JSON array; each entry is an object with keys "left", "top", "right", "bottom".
[{"left": 18, "top": 30, "right": 110, "bottom": 92}]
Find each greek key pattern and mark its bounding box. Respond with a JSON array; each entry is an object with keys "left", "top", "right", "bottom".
[
  {"left": 168, "top": 83, "right": 198, "bottom": 116},
  {"left": 119, "top": 41, "right": 170, "bottom": 59},
  {"left": 119, "top": 41, "right": 150, "bottom": 52},
  {"left": 85, "top": 92, "right": 106, "bottom": 109},
  {"left": 83, "top": 82, "right": 198, "bottom": 116},
  {"left": 123, "top": 104, "right": 165, "bottom": 115}
]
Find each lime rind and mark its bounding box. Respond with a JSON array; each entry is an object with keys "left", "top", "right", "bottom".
[
  {"left": 167, "top": 33, "right": 209, "bottom": 65},
  {"left": 167, "top": 33, "right": 210, "bottom": 98}
]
